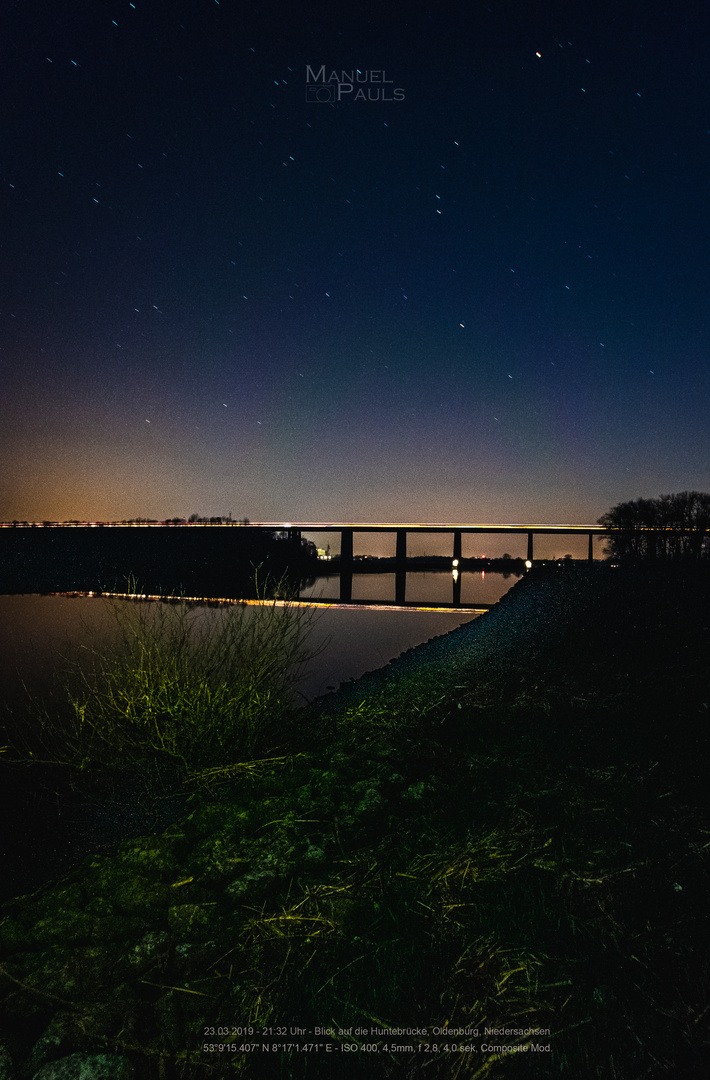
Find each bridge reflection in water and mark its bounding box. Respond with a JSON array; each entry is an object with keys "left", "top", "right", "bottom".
[
  {"left": 271, "top": 522, "right": 607, "bottom": 609},
  {"left": 301, "top": 569, "right": 514, "bottom": 611}
]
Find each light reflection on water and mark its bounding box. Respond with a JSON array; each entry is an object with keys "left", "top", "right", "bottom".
[
  {"left": 301, "top": 570, "right": 521, "bottom": 607},
  {"left": 0, "top": 573, "right": 518, "bottom": 709}
]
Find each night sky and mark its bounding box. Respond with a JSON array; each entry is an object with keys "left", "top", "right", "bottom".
[{"left": 3, "top": 0, "right": 709, "bottom": 528}]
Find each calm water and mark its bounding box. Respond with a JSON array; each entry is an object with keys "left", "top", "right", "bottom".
[
  {"left": 0, "top": 572, "right": 518, "bottom": 708},
  {"left": 302, "top": 569, "right": 520, "bottom": 608}
]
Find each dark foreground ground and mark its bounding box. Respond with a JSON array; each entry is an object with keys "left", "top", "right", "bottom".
[{"left": 1, "top": 564, "right": 709, "bottom": 1079}]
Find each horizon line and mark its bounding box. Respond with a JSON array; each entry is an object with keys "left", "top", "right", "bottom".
[{"left": 0, "top": 520, "right": 609, "bottom": 532}]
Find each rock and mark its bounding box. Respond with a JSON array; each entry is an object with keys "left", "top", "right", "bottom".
[
  {"left": 226, "top": 851, "right": 280, "bottom": 900},
  {"left": 167, "top": 903, "right": 212, "bottom": 935},
  {"left": 25, "top": 1024, "right": 65, "bottom": 1078},
  {"left": 113, "top": 836, "right": 180, "bottom": 876},
  {"left": 114, "top": 875, "right": 170, "bottom": 913},
  {"left": 32, "top": 1054, "right": 134, "bottom": 1080},
  {"left": 125, "top": 929, "right": 169, "bottom": 971},
  {"left": 172, "top": 939, "right": 220, "bottom": 975},
  {"left": 0, "top": 1041, "right": 14, "bottom": 1080}
]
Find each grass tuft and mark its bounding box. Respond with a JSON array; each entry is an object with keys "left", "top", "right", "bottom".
[{"left": 9, "top": 583, "right": 319, "bottom": 787}]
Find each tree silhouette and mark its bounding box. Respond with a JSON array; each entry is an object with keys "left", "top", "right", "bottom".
[{"left": 599, "top": 491, "right": 710, "bottom": 562}]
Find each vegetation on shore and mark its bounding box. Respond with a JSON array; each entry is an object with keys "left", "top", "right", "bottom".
[
  {"left": 599, "top": 489, "right": 710, "bottom": 561},
  {"left": 1, "top": 565, "right": 709, "bottom": 1078},
  {"left": 3, "top": 587, "right": 319, "bottom": 789}
]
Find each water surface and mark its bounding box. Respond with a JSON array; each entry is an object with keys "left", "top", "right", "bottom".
[{"left": 0, "top": 591, "right": 487, "bottom": 709}]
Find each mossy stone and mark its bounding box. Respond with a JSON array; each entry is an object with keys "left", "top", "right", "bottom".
[
  {"left": 0, "top": 914, "right": 28, "bottom": 947},
  {"left": 125, "top": 929, "right": 169, "bottom": 972},
  {"left": 167, "top": 903, "right": 212, "bottom": 935},
  {"left": 32, "top": 1052, "right": 135, "bottom": 1080},
  {"left": 31, "top": 911, "right": 95, "bottom": 947},
  {"left": 113, "top": 836, "right": 180, "bottom": 875},
  {"left": 114, "top": 876, "right": 171, "bottom": 913},
  {"left": 0, "top": 1041, "right": 13, "bottom": 1080}
]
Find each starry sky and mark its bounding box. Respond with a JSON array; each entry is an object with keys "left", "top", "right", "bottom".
[{"left": 2, "top": 0, "right": 709, "bottom": 529}]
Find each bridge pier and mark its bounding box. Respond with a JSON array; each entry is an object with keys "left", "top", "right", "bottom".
[
  {"left": 395, "top": 530, "right": 407, "bottom": 604},
  {"left": 395, "top": 529, "right": 407, "bottom": 567},
  {"left": 340, "top": 529, "right": 354, "bottom": 602},
  {"left": 527, "top": 531, "right": 534, "bottom": 562},
  {"left": 453, "top": 530, "right": 462, "bottom": 562}
]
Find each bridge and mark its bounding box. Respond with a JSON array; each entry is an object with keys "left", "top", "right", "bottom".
[
  {"left": 260, "top": 521, "right": 605, "bottom": 558},
  {"left": 256, "top": 522, "right": 608, "bottom": 605},
  {"left": 0, "top": 519, "right": 609, "bottom": 564},
  {"left": 259, "top": 522, "right": 604, "bottom": 556}
]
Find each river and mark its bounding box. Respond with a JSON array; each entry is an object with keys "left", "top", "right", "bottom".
[{"left": 0, "top": 571, "right": 520, "bottom": 707}]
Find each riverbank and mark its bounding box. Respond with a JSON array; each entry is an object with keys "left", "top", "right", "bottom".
[{"left": 1, "top": 565, "right": 709, "bottom": 1078}]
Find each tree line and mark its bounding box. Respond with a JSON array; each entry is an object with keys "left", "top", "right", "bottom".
[{"left": 599, "top": 491, "right": 710, "bottom": 562}]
